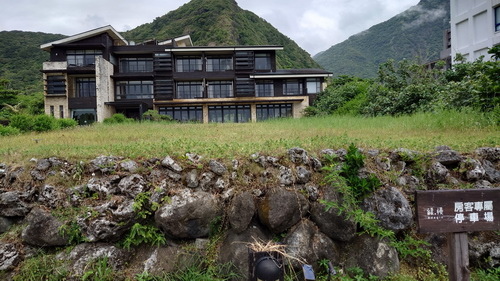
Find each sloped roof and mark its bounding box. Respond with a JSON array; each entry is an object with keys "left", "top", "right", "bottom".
[{"left": 40, "top": 25, "right": 128, "bottom": 51}]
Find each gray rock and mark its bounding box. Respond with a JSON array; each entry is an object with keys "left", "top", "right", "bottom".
[
  {"left": 362, "top": 187, "right": 413, "bottom": 231},
  {"left": 266, "top": 156, "right": 280, "bottom": 167},
  {"left": 426, "top": 162, "right": 450, "bottom": 185},
  {"left": 462, "top": 158, "right": 485, "bottom": 181},
  {"left": 155, "top": 189, "right": 222, "bottom": 239},
  {"left": 284, "top": 219, "right": 339, "bottom": 271},
  {"left": 257, "top": 188, "right": 309, "bottom": 234},
  {"left": 342, "top": 235, "right": 399, "bottom": 278},
  {"left": 482, "top": 160, "right": 500, "bottom": 183},
  {"left": 186, "top": 153, "right": 203, "bottom": 163},
  {"left": 434, "top": 149, "right": 463, "bottom": 166},
  {"left": 61, "top": 243, "right": 130, "bottom": 276},
  {"left": 376, "top": 157, "right": 391, "bottom": 171},
  {"left": 469, "top": 240, "right": 500, "bottom": 268},
  {"left": 390, "top": 148, "right": 420, "bottom": 163},
  {"left": 161, "top": 156, "right": 183, "bottom": 172},
  {"left": 118, "top": 174, "right": 147, "bottom": 197},
  {"left": 310, "top": 187, "right": 357, "bottom": 242},
  {"left": 199, "top": 172, "right": 215, "bottom": 190},
  {"left": 474, "top": 180, "right": 492, "bottom": 189},
  {"left": 166, "top": 169, "right": 182, "bottom": 181},
  {"left": 0, "top": 191, "right": 31, "bottom": 217},
  {"left": 87, "top": 175, "right": 120, "bottom": 195},
  {"left": 279, "top": 166, "right": 294, "bottom": 186},
  {"left": 21, "top": 207, "right": 69, "bottom": 247},
  {"left": 304, "top": 184, "right": 319, "bottom": 201},
  {"left": 30, "top": 169, "right": 46, "bottom": 181},
  {"left": 288, "top": 147, "right": 310, "bottom": 164},
  {"left": 0, "top": 242, "right": 21, "bottom": 271},
  {"left": 228, "top": 192, "right": 255, "bottom": 233},
  {"left": 217, "top": 223, "right": 270, "bottom": 280},
  {"left": 35, "top": 158, "right": 51, "bottom": 171},
  {"left": 185, "top": 169, "right": 199, "bottom": 188},
  {"left": 89, "top": 155, "right": 120, "bottom": 174},
  {"left": 214, "top": 178, "right": 226, "bottom": 190},
  {"left": 38, "top": 184, "right": 64, "bottom": 208},
  {"left": 78, "top": 197, "right": 136, "bottom": 242},
  {"left": 209, "top": 160, "right": 227, "bottom": 176},
  {"left": 310, "top": 157, "right": 323, "bottom": 171},
  {"left": 0, "top": 217, "right": 13, "bottom": 234},
  {"left": 119, "top": 160, "right": 139, "bottom": 173},
  {"left": 475, "top": 147, "right": 500, "bottom": 162},
  {"left": 295, "top": 166, "right": 311, "bottom": 184},
  {"left": 321, "top": 148, "right": 347, "bottom": 161}
]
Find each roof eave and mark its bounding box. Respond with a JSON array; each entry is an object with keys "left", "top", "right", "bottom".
[{"left": 40, "top": 25, "right": 128, "bottom": 51}]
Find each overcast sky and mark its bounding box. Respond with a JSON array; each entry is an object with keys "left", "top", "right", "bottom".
[{"left": 0, "top": 0, "right": 419, "bottom": 56}]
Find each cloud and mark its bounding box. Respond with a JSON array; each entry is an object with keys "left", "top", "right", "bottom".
[{"left": 401, "top": 4, "right": 447, "bottom": 30}]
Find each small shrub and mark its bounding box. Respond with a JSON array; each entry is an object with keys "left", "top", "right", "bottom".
[
  {"left": 143, "top": 109, "right": 173, "bottom": 122},
  {"left": 82, "top": 257, "right": 117, "bottom": 281},
  {"left": 103, "top": 113, "right": 133, "bottom": 124},
  {"left": 57, "top": 118, "right": 78, "bottom": 129},
  {"left": 9, "top": 114, "right": 34, "bottom": 132},
  {"left": 13, "top": 253, "right": 68, "bottom": 281},
  {"left": 59, "top": 221, "right": 87, "bottom": 245},
  {"left": 121, "top": 223, "right": 167, "bottom": 250},
  {"left": 32, "top": 114, "right": 57, "bottom": 132},
  {"left": 0, "top": 125, "right": 20, "bottom": 136}
]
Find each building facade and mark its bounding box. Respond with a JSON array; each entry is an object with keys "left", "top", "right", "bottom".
[
  {"left": 450, "top": 0, "right": 500, "bottom": 63},
  {"left": 40, "top": 26, "right": 332, "bottom": 124}
]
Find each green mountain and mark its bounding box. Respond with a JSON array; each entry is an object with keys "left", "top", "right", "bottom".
[
  {"left": 313, "top": 0, "right": 450, "bottom": 78},
  {"left": 0, "top": 31, "right": 65, "bottom": 92},
  {"left": 123, "top": 0, "right": 320, "bottom": 69}
]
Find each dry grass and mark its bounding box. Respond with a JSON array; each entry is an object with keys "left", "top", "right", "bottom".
[{"left": 0, "top": 111, "right": 498, "bottom": 164}]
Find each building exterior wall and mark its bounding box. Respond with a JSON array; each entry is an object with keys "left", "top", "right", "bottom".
[
  {"left": 450, "top": 0, "right": 500, "bottom": 62},
  {"left": 95, "top": 56, "right": 115, "bottom": 121}
]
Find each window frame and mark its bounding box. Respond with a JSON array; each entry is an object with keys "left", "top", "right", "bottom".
[
  {"left": 255, "top": 53, "right": 272, "bottom": 70},
  {"left": 256, "top": 104, "right": 293, "bottom": 121},
  {"left": 46, "top": 75, "right": 66, "bottom": 95},
  {"left": 67, "top": 49, "right": 102, "bottom": 67},
  {"left": 255, "top": 80, "right": 274, "bottom": 97},
  {"left": 175, "top": 56, "right": 202, "bottom": 72},
  {"left": 207, "top": 81, "right": 233, "bottom": 98},
  {"left": 495, "top": 6, "right": 500, "bottom": 32},
  {"left": 119, "top": 57, "right": 153, "bottom": 73},
  {"left": 75, "top": 77, "right": 96, "bottom": 98},
  {"left": 206, "top": 56, "right": 233, "bottom": 72},
  {"left": 284, "top": 79, "right": 304, "bottom": 96},
  {"left": 306, "top": 78, "right": 321, "bottom": 94},
  {"left": 159, "top": 106, "right": 203, "bottom": 123},
  {"left": 208, "top": 105, "right": 251, "bottom": 123},
  {"left": 176, "top": 81, "right": 203, "bottom": 99},
  {"left": 115, "top": 80, "right": 154, "bottom": 100}
]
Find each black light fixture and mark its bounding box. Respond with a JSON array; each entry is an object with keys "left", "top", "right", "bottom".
[{"left": 248, "top": 250, "right": 284, "bottom": 281}]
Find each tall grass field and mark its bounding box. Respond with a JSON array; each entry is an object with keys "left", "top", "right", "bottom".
[{"left": 0, "top": 110, "right": 498, "bottom": 164}]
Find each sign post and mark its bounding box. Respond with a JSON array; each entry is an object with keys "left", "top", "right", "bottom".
[{"left": 416, "top": 188, "right": 500, "bottom": 281}]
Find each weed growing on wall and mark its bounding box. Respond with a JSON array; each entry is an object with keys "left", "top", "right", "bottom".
[{"left": 121, "top": 223, "right": 167, "bottom": 250}]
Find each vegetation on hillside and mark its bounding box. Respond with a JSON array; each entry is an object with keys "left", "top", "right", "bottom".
[
  {"left": 0, "top": 31, "right": 65, "bottom": 92},
  {"left": 123, "top": 0, "right": 319, "bottom": 69},
  {"left": 314, "top": 0, "right": 450, "bottom": 78},
  {"left": 308, "top": 47, "right": 500, "bottom": 118}
]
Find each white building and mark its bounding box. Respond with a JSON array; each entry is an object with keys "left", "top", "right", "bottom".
[{"left": 450, "top": 0, "right": 500, "bottom": 62}]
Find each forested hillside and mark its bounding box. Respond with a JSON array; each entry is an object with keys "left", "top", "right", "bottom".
[
  {"left": 314, "top": 0, "right": 450, "bottom": 78},
  {"left": 123, "top": 0, "right": 319, "bottom": 69},
  {"left": 0, "top": 31, "right": 65, "bottom": 92}
]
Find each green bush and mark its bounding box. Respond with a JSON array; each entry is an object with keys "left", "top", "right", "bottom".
[
  {"left": 9, "top": 114, "right": 34, "bottom": 132},
  {"left": 0, "top": 125, "right": 20, "bottom": 136},
  {"left": 103, "top": 113, "right": 133, "bottom": 124},
  {"left": 57, "top": 118, "right": 78, "bottom": 129},
  {"left": 143, "top": 110, "right": 173, "bottom": 122},
  {"left": 32, "top": 114, "right": 57, "bottom": 132}
]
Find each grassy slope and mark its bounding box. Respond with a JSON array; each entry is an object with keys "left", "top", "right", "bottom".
[{"left": 1, "top": 111, "right": 498, "bottom": 165}]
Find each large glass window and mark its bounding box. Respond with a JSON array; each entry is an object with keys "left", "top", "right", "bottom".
[
  {"left": 116, "top": 81, "right": 153, "bottom": 99},
  {"left": 46, "top": 75, "right": 66, "bottom": 95},
  {"left": 496, "top": 6, "right": 500, "bottom": 32},
  {"left": 306, "top": 78, "right": 321, "bottom": 94},
  {"left": 256, "top": 104, "right": 293, "bottom": 121},
  {"left": 255, "top": 53, "right": 271, "bottom": 70},
  {"left": 176, "top": 81, "right": 203, "bottom": 99},
  {"left": 208, "top": 105, "right": 251, "bottom": 123},
  {"left": 284, "top": 79, "right": 303, "bottom": 95},
  {"left": 208, "top": 81, "right": 233, "bottom": 98},
  {"left": 75, "top": 78, "right": 96, "bottom": 97},
  {"left": 72, "top": 109, "right": 96, "bottom": 125},
  {"left": 176, "top": 56, "right": 202, "bottom": 72},
  {"left": 207, "top": 56, "right": 233, "bottom": 72},
  {"left": 67, "top": 50, "right": 102, "bottom": 67},
  {"left": 159, "top": 106, "right": 203, "bottom": 123},
  {"left": 119, "top": 58, "right": 153, "bottom": 72},
  {"left": 256, "top": 80, "right": 274, "bottom": 97}
]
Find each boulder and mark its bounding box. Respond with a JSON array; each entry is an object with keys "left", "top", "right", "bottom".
[
  {"left": 461, "top": 158, "right": 485, "bottom": 181},
  {"left": 126, "top": 244, "right": 193, "bottom": 277},
  {"left": 0, "top": 216, "right": 13, "bottom": 234},
  {"left": 60, "top": 243, "right": 130, "bottom": 276},
  {"left": 185, "top": 169, "right": 199, "bottom": 188},
  {"left": 0, "top": 191, "right": 31, "bottom": 217},
  {"left": 155, "top": 189, "right": 222, "bottom": 239},
  {"left": 284, "top": 219, "right": 340, "bottom": 271},
  {"left": 217, "top": 223, "right": 270, "bottom": 280},
  {"left": 433, "top": 148, "right": 463, "bottom": 167},
  {"left": 78, "top": 197, "right": 136, "bottom": 242},
  {"left": 342, "top": 234, "right": 400, "bottom": 278},
  {"left": 295, "top": 166, "right": 311, "bottom": 184},
  {"left": 119, "top": 160, "right": 139, "bottom": 173},
  {"left": 228, "top": 191, "right": 255, "bottom": 233},
  {"left": 161, "top": 156, "right": 183, "bottom": 172},
  {"left": 38, "top": 184, "right": 64, "bottom": 208},
  {"left": 279, "top": 166, "right": 294, "bottom": 186},
  {"left": 86, "top": 175, "right": 120, "bottom": 195},
  {"left": 89, "top": 155, "right": 120, "bottom": 174},
  {"left": 257, "top": 188, "right": 309, "bottom": 234},
  {"left": 475, "top": 147, "right": 500, "bottom": 162},
  {"left": 426, "top": 162, "right": 450, "bottom": 185},
  {"left": 21, "top": 207, "right": 69, "bottom": 247},
  {"left": 288, "top": 147, "right": 310, "bottom": 165},
  {"left": 482, "top": 160, "right": 500, "bottom": 183},
  {"left": 0, "top": 242, "right": 21, "bottom": 271},
  {"left": 362, "top": 187, "right": 413, "bottom": 232},
  {"left": 209, "top": 160, "right": 227, "bottom": 176},
  {"left": 117, "top": 174, "right": 147, "bottom": 197},
  {"left": 310, "top": 187, "right": 357, "bottom": 242}
]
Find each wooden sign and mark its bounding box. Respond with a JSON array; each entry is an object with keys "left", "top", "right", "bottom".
[{"left": 416, "top": 188, "right": 500, "bottom": 233}]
